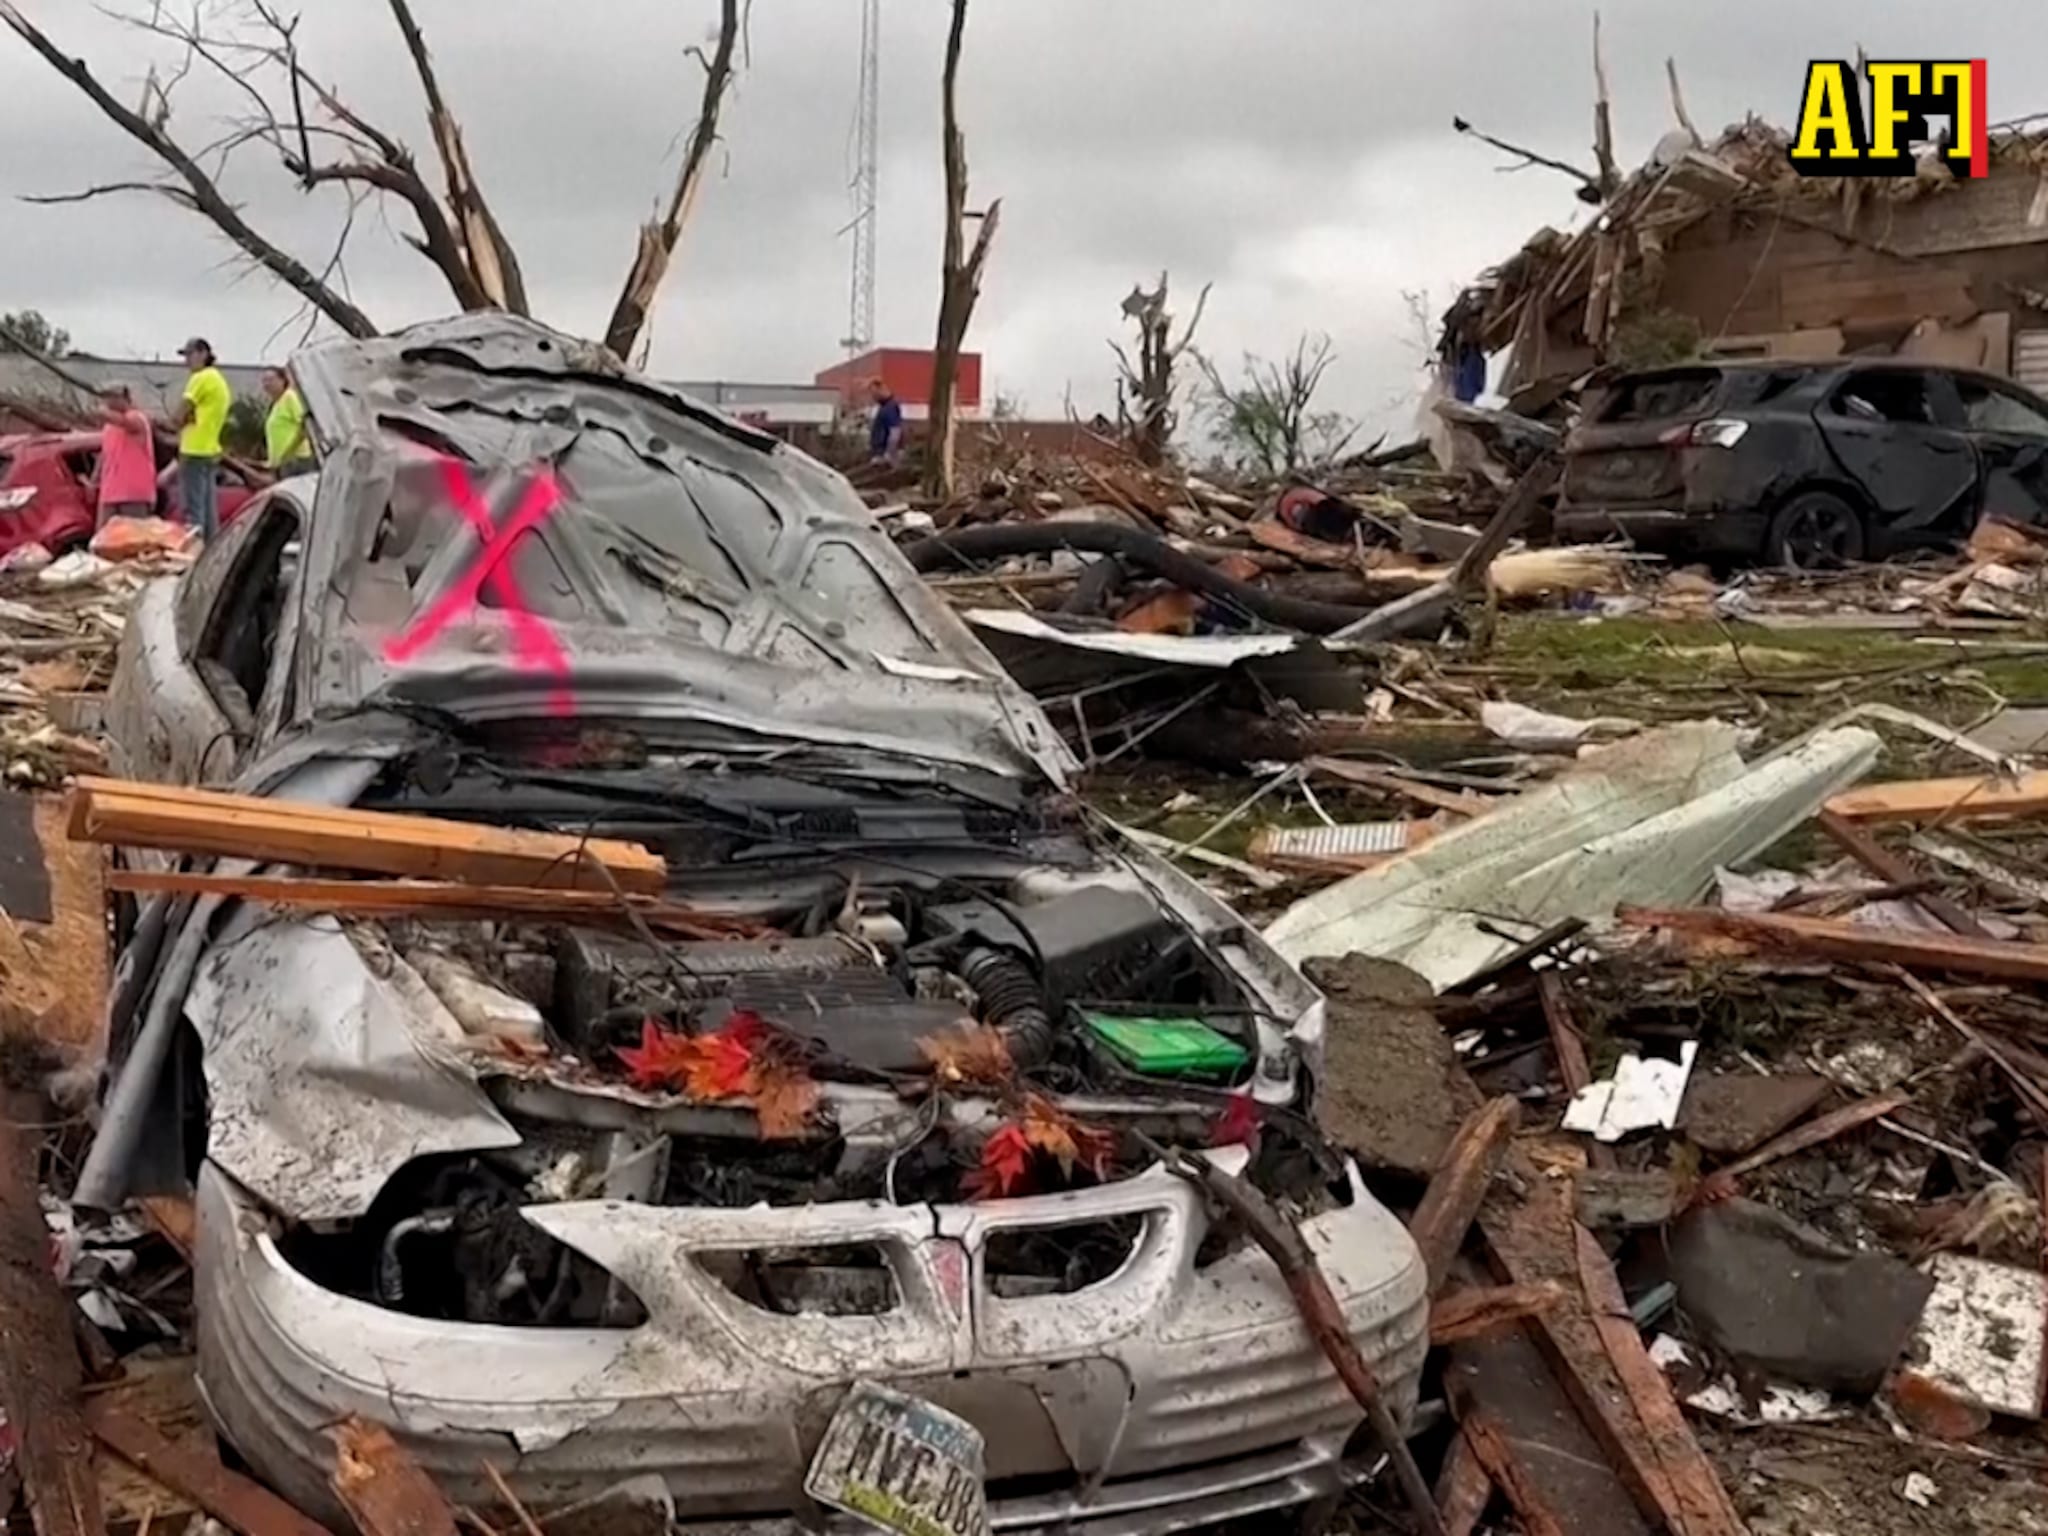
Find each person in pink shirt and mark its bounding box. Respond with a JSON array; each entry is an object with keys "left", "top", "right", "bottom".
[{"left": 92, "top": 384, "right": 159, "bottom": 525}]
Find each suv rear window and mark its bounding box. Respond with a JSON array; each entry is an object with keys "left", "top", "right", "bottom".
[{"left": 1598, "top": 370, "right": 1721, "bottom": 423}]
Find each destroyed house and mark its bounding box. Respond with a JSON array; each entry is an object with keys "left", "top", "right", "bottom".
[{"left": 1450, "top": 119, "right": 2048, "bottom": 405}]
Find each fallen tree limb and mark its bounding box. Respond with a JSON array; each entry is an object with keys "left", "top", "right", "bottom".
[
  {"left": 1143, "top": 1137, "right": 1446, "bottom": 1536},
  {"left": 69, "top": 777, "right": 666, "bottom": 894},
  {"left": 1619, "top": 903, "right": 2048, "bottom": 984}
]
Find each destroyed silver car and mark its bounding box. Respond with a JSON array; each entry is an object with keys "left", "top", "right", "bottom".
[{"left": 85, "top": 315, "right": 1426, "bottom": 1532}]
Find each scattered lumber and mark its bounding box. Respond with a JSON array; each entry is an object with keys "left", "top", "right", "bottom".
[
  {"left": 1620, "top": 904, "right": 2048, "bottom": 984},
  {"left": 69, "top": 777, "right": 666, "bottom": 894},
  {"left": 1431, "top": 1282, "right": 1565, "bottom": 1344},
  {"left": 1816, "top": 809, "right": 1989, "bottom": 938},
  {"left": 1480, "top": 1147, "right": 1747, "bottom": 1536},
  {"left": 1697, "top": 1091, "right": 1911, "bottom": 1202},
  {"left": 0, "top": 1086, "right": 106, "bottom": 1536},
  {"left": 107, "top": 870, "right": 758, "bottom": 938},
  {"left": 1824, "top": 770, "right": 2048, "bottom": 825},
  {"left": 1456, "top": 1409, "right": 1566, "bottom": 1536},
  {"left": 1434, "top": 1430, "right": 1494, "bottom": 1536},
  {"left": 89, "top": 1402, "right": 328, "bottom": 1536},
  {"left": 330, "top": 1419, "right": 459, "bottom": 1536},
  {"left": 1408, "top": 1096, "right": 1520, "bottom": 1294}
]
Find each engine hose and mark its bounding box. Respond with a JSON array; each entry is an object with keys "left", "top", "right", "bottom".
[
  {"left": 377, "top": 1209, "right": 457, "bottom": 1304},
  {"left": 959, "top": 947, "right": 1053, "bottom": 1066},
  {"left": 906, "top": 522, "right": 1375, "bottom": 634}
]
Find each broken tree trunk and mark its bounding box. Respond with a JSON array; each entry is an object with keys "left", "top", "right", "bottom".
[
  {"left": 1112, "top": 273, "right": 1210, "bottom": 465},
  {"left": 383, "top": 0, "right": 529, "bottom": 314},
  {"left": 924, "top": 0, "right": 1000, "bottom": 500},
  {"left": 0, "top": 1084, "right": 106, "bottom": 1536},
  {"left": 601, "top": 0, "right": 742, "bottom": 363}
]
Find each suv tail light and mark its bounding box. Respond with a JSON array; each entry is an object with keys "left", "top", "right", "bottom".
[{"left": 1658, "top": 419, "right": 1749, "bottom": 449}]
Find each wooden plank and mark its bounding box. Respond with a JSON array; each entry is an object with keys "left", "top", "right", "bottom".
[
  {"left": 1620, "top": 903, "right": 2048, "bottom": 984},
  {"left": 1434, "top": 1430, "right": 1493, "bottom": 1536},
  {"left": 69, "top": 777, "right": 665, "bottom": 894},
  {"left": 88, "top": 1404, "right": 329, "bottom": 1536},
  {"left": 1824, "top": 769, "right": 2048, "bottom": 825},
  {"left": 1539, "top": 974, "right": 1614, "bottom": 1171},
  {"left": 105, "top": 870, "right": 760, "bottom": 938},
  {"left": 1816, "top": 809, "right": 1990, "bottom": 938},
  {"left": 1480, "top": 1147, "right": 1746, "bottom": 1536},
  {"left": 1431, "top": 1282, "right": 1565, "bottom": 1344},
  {"left": 1456, "top": 1408, "right": 1567, "bottom": 1536},
  {"left": 1306, "top": 757, "right": 1496, "bottom": 817},
  {"left": 1698, "top": 1091, "right": 1910, "bottom": 1201},
  {"left": 329, "top": 1419, "right": 458, "bottom": 1536},
  {"left": 1408, "top": 1097, "right": 1519, "bottom": 1295},
  {"left": 0, "top": 1086, "right": 108, "bottom": 1536}
]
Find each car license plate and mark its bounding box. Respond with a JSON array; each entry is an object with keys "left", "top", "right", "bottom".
[{"left": 804, "top": 1381, "right": 989, "bottom": 1536}]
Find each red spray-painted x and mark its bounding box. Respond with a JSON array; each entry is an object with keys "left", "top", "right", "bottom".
[{"left": 383, "top": 456, "right": 576, "bottom": 717}]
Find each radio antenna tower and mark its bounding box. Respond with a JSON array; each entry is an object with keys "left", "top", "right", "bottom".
[{"left": 843, "top": 0, "right": 881, "bottom": 357}]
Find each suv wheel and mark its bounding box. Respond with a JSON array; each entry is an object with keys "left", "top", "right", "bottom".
[{"left": 1766, "top": 491, "right": 1865, "bottom": 571}]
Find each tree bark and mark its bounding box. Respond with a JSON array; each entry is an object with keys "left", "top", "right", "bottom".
[
  {"left": 602, "top": 0, "right": 742, "bottom": 363},
  {"left": 384, "top": 0, "right": 529, "bottom": 313},
  {"left": 0, "top": 1, "right": 378, "bottom": 338},
  {"left": 924, "top": 0, "right": 998, "bottom": 499}
]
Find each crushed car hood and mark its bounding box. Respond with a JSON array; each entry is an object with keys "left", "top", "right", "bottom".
[{"left": 289, "top": 314, "right": 1072, "bottom": 786}]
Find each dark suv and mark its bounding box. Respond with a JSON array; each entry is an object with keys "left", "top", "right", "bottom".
[{"left": 1554, "top": 360, "right": 2048, "bottom": 568}]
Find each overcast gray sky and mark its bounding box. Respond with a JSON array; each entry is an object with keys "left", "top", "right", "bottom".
[{"left": 3, "top": 2, "right": 2041, "bottom": 434}]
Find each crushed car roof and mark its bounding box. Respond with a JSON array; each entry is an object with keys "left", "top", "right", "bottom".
[{"left": 288, "top": 313, "right": 1073, "bottom": 785}]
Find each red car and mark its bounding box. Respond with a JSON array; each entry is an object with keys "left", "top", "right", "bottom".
[{"left": 0, "top": 431, "right": 260, "bottom": 559}]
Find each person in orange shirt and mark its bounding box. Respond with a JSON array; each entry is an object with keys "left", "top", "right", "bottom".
[{"left": 91, "top": 384, "right": 159, "bottom": 526}]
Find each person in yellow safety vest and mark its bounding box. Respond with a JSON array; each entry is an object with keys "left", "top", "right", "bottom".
[
  {"left": 170, "top": 337, "right": 230, "bottom": 538},
  {"left": 261, "top": 367, "right": 314, "bottom": 477}
]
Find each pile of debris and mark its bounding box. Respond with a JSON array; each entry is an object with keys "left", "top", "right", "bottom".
[{"left": 0, "top": 519, "right": 193, "bottom": 785}]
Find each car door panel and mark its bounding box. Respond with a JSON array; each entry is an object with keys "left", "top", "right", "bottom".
[
  {"left": 1955, "top": 376, "right": 2048, "bottom": 526},
  {"left": 1815, "top": 370, "right": 1976, "bottom": 536}
]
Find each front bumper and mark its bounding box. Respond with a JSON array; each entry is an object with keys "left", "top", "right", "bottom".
[{"left": 195, "top": 1158, "right": 1428, "bottom": 1530}]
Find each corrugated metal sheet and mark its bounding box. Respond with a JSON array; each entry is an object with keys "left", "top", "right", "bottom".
[{"left": 2013, "top": 331, "right": 2048, "bottom": 395}]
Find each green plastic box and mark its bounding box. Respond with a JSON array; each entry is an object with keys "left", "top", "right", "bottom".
[{"left": 1084, "top": 1011, "right": 1249, "bottom": 1078}]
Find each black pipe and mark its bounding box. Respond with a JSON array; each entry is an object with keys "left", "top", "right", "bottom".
[
  {"left": 960, "top": 946, "right": 1053, "bottom": 1066},
  {"left": 907, "top": 522, "right": 1375, "bottom": 634}
]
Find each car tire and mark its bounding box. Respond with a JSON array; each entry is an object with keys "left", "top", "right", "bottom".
[{"left": 1765, "top": 490, "right": 1866, "bottom": 571}]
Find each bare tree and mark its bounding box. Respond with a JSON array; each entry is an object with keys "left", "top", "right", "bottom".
[
  {"left": 603, "top": 0, "right": 744, "bottom": 364},
  {"left": 924, "top": 0, "right": 1000, "bottom": 500},
  {"left": 0, "top": 0, "right": 745, "bottom": 353},
  {"left": 1110, "top": 272, "right": 1209, "bottom": 465},
  {"left": 1194, "top": 335, "right": 1360, "bottom": 478}
]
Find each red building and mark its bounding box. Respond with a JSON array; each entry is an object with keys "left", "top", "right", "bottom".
[{"left": 814, "top": 347, "right": 982, "bottom": 417}]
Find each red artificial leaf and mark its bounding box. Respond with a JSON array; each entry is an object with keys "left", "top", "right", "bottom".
[
  {"left": 615, "top": 1019, "right": 702, "bottom": 1091},
  {"left": 919, "top": 1024, "right": 1013, "bottom": 1087},
  {"left": 964, "top": 1123, "right": 1037, "bottom": 1201},
  {"left": 752, "top": 1061, "right": 822, "bottom": 1140},
  {"left": 1210, "top": 1093, "right": 1262, "bottom": 1151}
]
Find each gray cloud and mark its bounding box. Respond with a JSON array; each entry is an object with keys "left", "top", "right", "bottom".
[{"left": 5, "top": 1, "right": 2045, "bottom": 435}]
